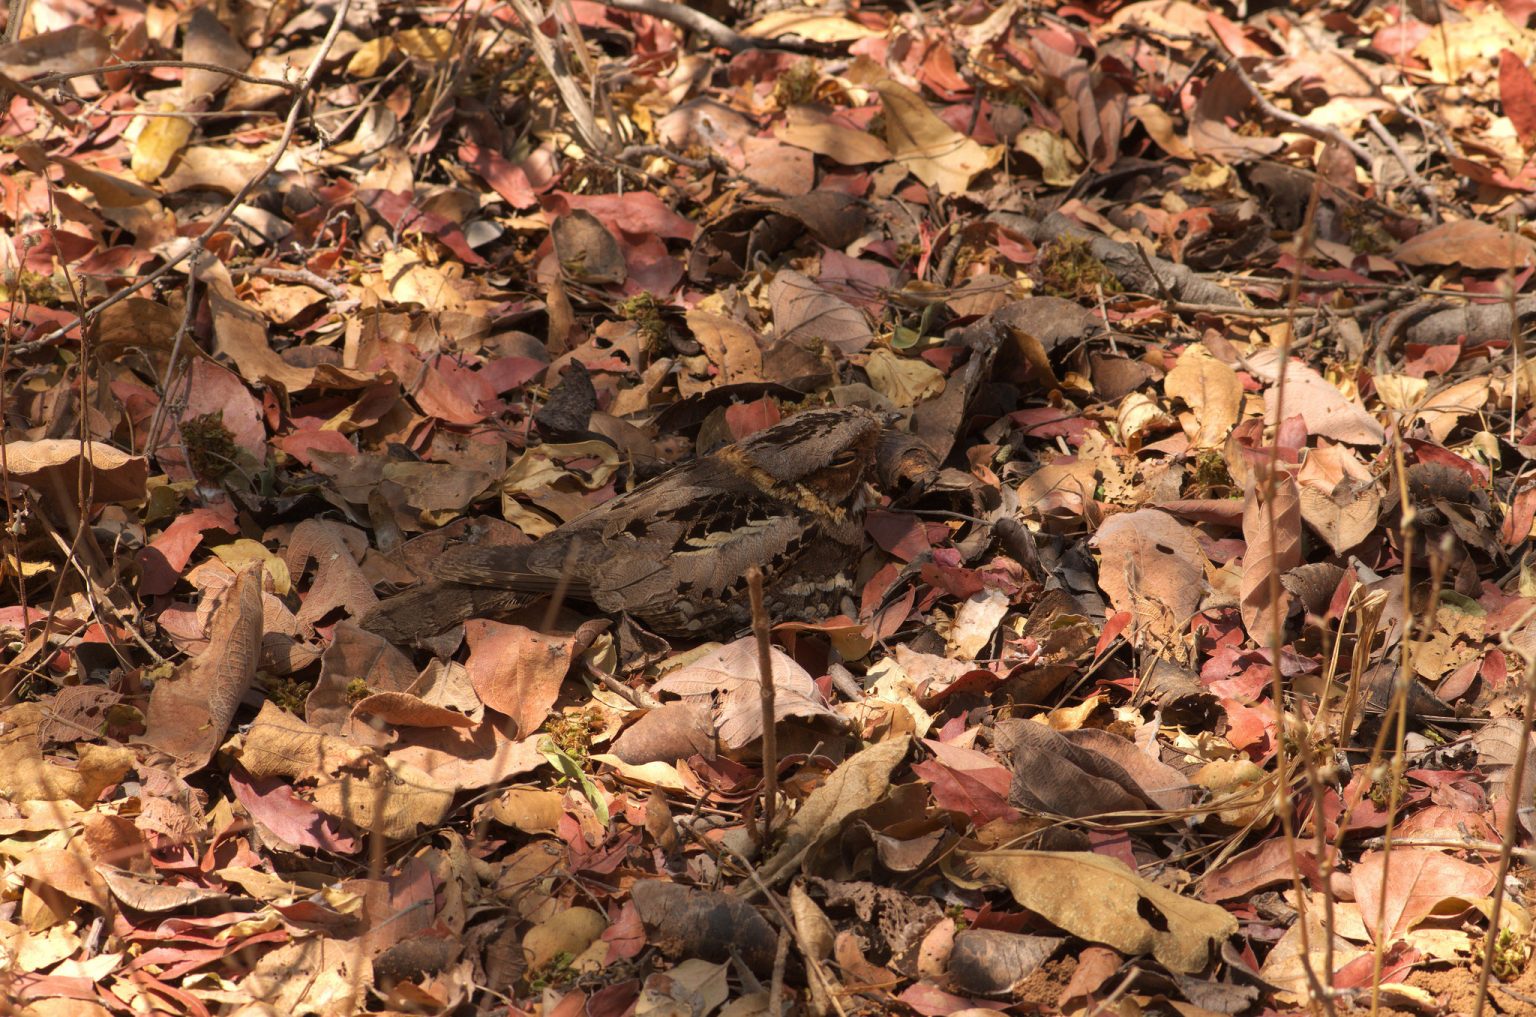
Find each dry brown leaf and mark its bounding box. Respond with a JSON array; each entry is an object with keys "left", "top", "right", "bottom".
[
  {"left": 230, "top": 701, "right": 374, "bottom": 782},
  {"left": 758, "top": 736, "right": 910, "bottom": 887},
  {"left": 1260, "top": 907, "right": 1365, "bottom": 1004},
  {"left": 1296, "top": 443, "right": 1381, "bottom": 555},
  {"left": 464, "top": 620, "right": 581, "bottom": 739},
  {"left": 1240, "top": 465, "right": 1302, "bottom": 643},
  {"left": 775, "top": 106, "right": 892, "bottom": 165},
  {"left": 770, "top": 270, "right": 875, "bottom": 355},
  {"left": 652, "top": 637, "right": 838, "bottom": 751},
  {"left": 1002, "top": 720, "right": 1159, "bottom": 821},
  {"left": 1395, "top": 219, "right": 1536, "bottom": 269},
  {"left": 866, "top": 347, "right": 946, "bottom": 407},
  {"left": 138, "top": 564, "right": 263, "bottom": 774},
  {"left": 183, "top": 7, "right": 248, "bottom": 99},
  {"left": 687, "top": 310, "right": 765, "bottom": 385},
  {"left": 1090, "top": 509, "right": 1207, "bottom": 653},
  {"left": 0, "top": 703, "right": 134, "bottom": 806},
  {"left": 1414, "top": 376, "right": 1491, "bottom": 444},
  {"left": 875, "top": 79, "right": 1001, "bottom": 196},
  {"left": 1164, "top": 346, "right": 1241, "bottom": 449},
  {"left": 967, "top": 850, "right": 1237, "bottom": 973},
  {"left": 1351, "top": 848, "right": 1496, "bottom": 944},
  {"left": 743, "top": 10, "right": 882, "bottom": 42},
  {"left": 1248, "top": 352, "right": 1384, "bottom": 446}
]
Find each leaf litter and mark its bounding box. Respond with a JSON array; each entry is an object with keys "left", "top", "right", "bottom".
[{"left": 7, "top": 0, "right": 1536, "bottom": 1015}]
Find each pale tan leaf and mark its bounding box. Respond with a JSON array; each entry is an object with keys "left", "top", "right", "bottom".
[
  {"left": 968, "top": 850, "right": 1237, "bottom": 974},
  {"left": 775, "top": 106, "right": 892, "bottom": 165},
  {"left": 1090, "top": 509, "right": 1208, "bottom": 651},
  {"left": 1296, "top": 443, "right": 1381, "bottom": 555},
  {"left": 875, "top": 79, "right": 1001, "bottom": 196},
  {"left": 1164, "top": 346, "right": 1241, "bottom": 448},
  {"left": 866, "top": 347, "right": 946, "bottom": 407},
  {"left": 1414, "top": 376, "right": 1490, "bottom": 444}
]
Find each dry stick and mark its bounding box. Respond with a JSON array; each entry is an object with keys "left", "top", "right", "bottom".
[
  {"left": 770, "top": 929, "right": 790, "bottom": 1017},
  {"left": 1508, "top": 219, "right": 1526, "bottom": 445},
  {"left": 747, "top": 566, "right": 779, "bottom": 845},
  {"left": 506, "top": 0, "right": 610, "bottom": 157},
  {"left": 1364, "top": 451, "right": 1439, "bottom": 1017},
  {"left": 0, "top": 68, "right": 77, "bottom": 128},
  {"left": 1213, "top": 38, "right": 1373, "bottom": 167},
  {"left": 11, "top": 0, "right": 353, "bottom": 357},
  {"left": 29, "top": 59, "right": 300, "bottom": 92},
  {"left": 1470, "top": 644, "right": 1536, "bottom": 1017},
  {"left": 3, "top": 0, "right": 23, "bottom": 42},
  {"left": 1262, "top": 176, "right": 1338, "bottom": 1017},
  {"left": 602, "top": 0, "right": 756, "bottom": 51}
]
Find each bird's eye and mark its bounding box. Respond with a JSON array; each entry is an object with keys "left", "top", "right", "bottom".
[{"left": 829, "top": 450, "right": 859, "bottom": 468}]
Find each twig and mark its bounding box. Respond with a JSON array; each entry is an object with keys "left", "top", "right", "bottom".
[
  {"left": 1471, "top": 640, "right": 1536, "bottom": 1017},
  {"left": 244, "top": 265, "right": 352, "bottom": 304},
  {"left": 9, "top": 0, "right": 352, "bottom": 356},
  {"left": 770, "top": 929, "right": 789, "bottom": 1017},
  {"left": 506, "top": 0, "right": 611, "bottom": 156},
  {"left": 30, "top": 59, "right": 301, "bottom": 92},
  {"left": 1209, "top": 41, "right": 1373, "bottom": 166},
  {"left": 748, "top": 566, "right": 779, "bottom": 845},
  {"left": 1166, "top": 301, "right": 1317, "bottom": 318},
  {"left": 583, "top": 658, "right": 662, "bottom": 710},
  {"left": 144, "top": 273, "right": 199, "bottom": 461},
  {"left": 4, "top": 0, "right": 24, "bottom": 43},
  {"left": 617, "top": 143, "right": 712, "bottom": 171},
  {"left": 604, "top": 0, "right": 753, "bottom": 51},
  {"left": 0, "top": 68, "right": 76, "bottom": 128}
]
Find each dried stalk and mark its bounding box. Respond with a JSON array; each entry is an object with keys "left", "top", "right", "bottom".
[
  {"left": 748, "top": 566, "right": 779, "bottom": 844},
  {"left": 506, "top": 0, "right": 611, "bottom": 157}
]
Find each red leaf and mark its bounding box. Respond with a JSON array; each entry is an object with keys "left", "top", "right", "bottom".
[{"left": 1502, "top": 49, "right": 1536, "bottom": 151}]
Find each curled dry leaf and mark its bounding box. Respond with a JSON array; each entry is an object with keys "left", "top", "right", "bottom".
[
  {"left": 946, "top": 929, "right": 1064, "bottom": 997},
  {"left": 1296, "top": 443, "right": 1381, "bottom": 556},
  {"left": 139, "top": 564, "right": 264, "bottom": 775},
  {"left": 652, "top": 637, "right": 839, "bottom": 751},
  {"left": 1240, "top": 464, "right": 1302, "bottom": 643},
  {"left": 1251, "top": 354, "right": 1384, "bottom": 446},
  {"left": 1351, "top": 848, "right": 1496, "bottom": 944},
  {"left": 757, "top": 735, "right": 910, "bottom": 887},
  {"left": 1163, "top": 346, "right": 1241, "bottom": 449},
  {"left": 631, "top": 880, "right": 778, "bottom": 975},
  {"left": 1394, "top": 219, "right": 1536, "bottom": 270},
  {"left": 1001, "top": 720, "right": 1161, "bottom": 822},
  {"left": 1090, "top": 509, "right": 1208, "bottom": 656},
  {"left": 875, "top": 79, "right": 1001, "bottom": 196}
]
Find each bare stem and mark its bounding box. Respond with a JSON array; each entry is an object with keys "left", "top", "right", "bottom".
[{"left": 748, "top": 566, "right": 779, "bottom": 845}]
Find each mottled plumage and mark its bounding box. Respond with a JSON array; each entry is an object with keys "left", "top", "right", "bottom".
[{"left": 363, "top": 407, "right": 893, "bottom": 642}]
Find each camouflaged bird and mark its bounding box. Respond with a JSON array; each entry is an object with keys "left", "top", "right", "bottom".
[{"left": 361, "top": 407, "right": 924, "bottom": 643}]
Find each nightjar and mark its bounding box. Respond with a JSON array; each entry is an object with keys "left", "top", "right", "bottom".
[{"left": 362, "top": 407, "right": 906, "bottom": 643}]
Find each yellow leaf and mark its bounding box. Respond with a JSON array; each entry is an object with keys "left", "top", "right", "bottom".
[
  {"left": 345, "top": 36, "right": 395, "bottom": 77},
  {"left": 130, "top": 108, "right": 192, "bottom": 182},
  {"left": 394, "top": 26, "right": 454, "bottom": 61},
  {"left": 875, "top": 79, "right": 1001, "bottom": 196}
]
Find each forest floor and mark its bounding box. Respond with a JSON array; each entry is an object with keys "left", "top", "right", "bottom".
[{"left": 6, "top": 0, "right": 1536, "bottom": 1015}]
